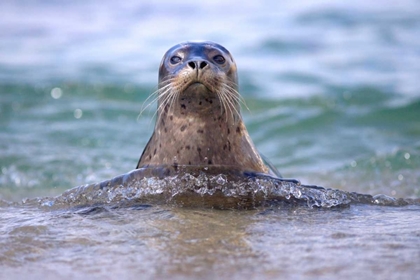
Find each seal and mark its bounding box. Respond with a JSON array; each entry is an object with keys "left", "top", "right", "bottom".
[{"left": 136, "top": 41, "right": 276, "bottom": 175}]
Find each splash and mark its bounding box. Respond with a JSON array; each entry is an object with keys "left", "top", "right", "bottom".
[{"left": 30, "top": 165, "right": 419, "bottom": 210}]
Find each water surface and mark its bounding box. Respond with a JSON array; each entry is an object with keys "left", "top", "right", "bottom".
[{"left": 1, "top": 201, "right": 419, "bottom": 280}]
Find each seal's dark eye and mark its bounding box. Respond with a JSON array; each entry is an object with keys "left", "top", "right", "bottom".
[
  {"left": 170, "top": 56, "right": 181, "bottom": 64},
  {"left": 213, "top": 55, "right": 225, "bottom": 64}
]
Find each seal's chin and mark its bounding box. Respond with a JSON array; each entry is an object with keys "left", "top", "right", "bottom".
[
  {"left": 186, "top": 82, "right": 208, "bottom": 91},
  {"left": 183, "top": 82, "right": 213, "bottom": 98}
]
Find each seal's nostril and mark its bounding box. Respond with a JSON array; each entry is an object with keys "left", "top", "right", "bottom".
[
  {"left": 188, "top": 61, "right": 196, "bottom": 69},
  {"left": 199, "top": 61, "right": 208, "bottom": 69},
  {"left": 188, "top": 61, "right": 207, "bottom": 70}
]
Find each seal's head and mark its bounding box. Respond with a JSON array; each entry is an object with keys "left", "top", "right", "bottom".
[
  {"left": 137, "top": 41, "right": 269, "bottom": 174},
  {"left": 156, "top": 41, "right": 240, "bottom": 121}
]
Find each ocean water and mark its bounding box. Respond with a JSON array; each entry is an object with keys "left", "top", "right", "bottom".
[{"left": 1, "top": 0, "right": 420, "bottom": 279}]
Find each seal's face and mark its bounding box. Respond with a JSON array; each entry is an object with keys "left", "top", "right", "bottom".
[
  {"left": 159, "top": 41, "right": 237, "bottom": 87},
  {"left": 156, "top": 42, "right": 240, "bottom": 118}
]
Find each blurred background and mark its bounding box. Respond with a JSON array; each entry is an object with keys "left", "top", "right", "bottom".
[{"left": 1, "top": 0, "right": 419, "bottom": 200}]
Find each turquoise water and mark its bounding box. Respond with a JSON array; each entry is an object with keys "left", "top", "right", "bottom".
[{"left": 1, "top": 1, "right": 420, "bottom": 279}]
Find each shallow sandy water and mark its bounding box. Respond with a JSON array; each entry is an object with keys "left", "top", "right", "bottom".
[{"left": 1, "top": 201, "right": 419, "bottom": 280}]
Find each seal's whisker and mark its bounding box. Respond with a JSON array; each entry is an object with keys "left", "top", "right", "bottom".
[
  {"left": 219, "top": 88, "right": 236, "bottom": 121},
  {"left": 138, "top": 88, "right": 159, "bottom": 121},
  {"left": 155, "top": 80, "right": 183, "bottom": 124},
  {"left": 156, "top": 89, "right": 175, "bottom": 117},
  {"left": 218, "top": 93, "right": 225, "bottom": 118},
  {"left": 224, "top": 83, "right": 248, "bottom": 109},
  {"left": 139, "top": 87, "right": 166, "bottom": 118},
  {"left": 167, "top": 87, "right": 180, "bottom": 116},
  {"left": 214, "top": 78, "right": 229, "bottom": 121},
  {"left": 157, "top": 88, "right": 174, "bottom": 111},
  {"left": 225, "top": 96, "right": 239, "bottom": 121},
  {"left": 138, "top": 79, "right": 176, "bottom": 119},
  {"left": 224, "top": 85, "right": 240, "bottom": 121},
  {"left": 225, "top": 91, "right": 243, "bottom": 114},
  {"left": 221, "top": 84, "right": 234, "bottom": 120},
  {"left": 156, "top": 80, "right": 177, "bottom": 107},
  {"left": 224, "top": 82, "right": 250, "bottom": 112},
  {"left": 155, "top": 86, "right": 178, "bottom": 123},
  {"left": 217, "top": 89, "right": 230, "bottom": 122},
  {"left": 158, "top": 85, "right": 176, "bottom": 103},
  {"left": 223, "top": 86, "right": 246, "bottom": 119},
  {"left": 212, "top": 82, "right": 228, "bottom": 121}
]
